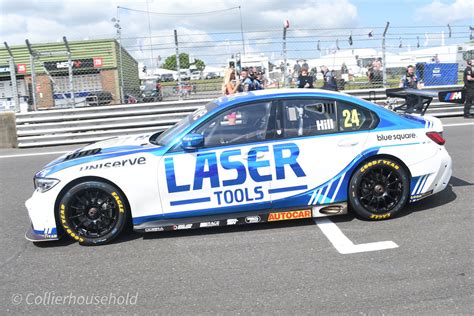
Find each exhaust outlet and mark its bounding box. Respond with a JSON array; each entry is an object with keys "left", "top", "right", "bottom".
[{"left": 312, "top": 203, "right": 348, "bottom": 217}]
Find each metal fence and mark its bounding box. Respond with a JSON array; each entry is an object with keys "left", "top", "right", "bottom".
[
  {"left": 15, "top": 86, "right": 464, "bottom": 148},
  {"left": 1, "top": 23, "right": 473, "bottom": 111}
]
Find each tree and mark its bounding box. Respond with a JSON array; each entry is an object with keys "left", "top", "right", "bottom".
[
  {"left": 194, "top": 59, "right": 205, "bottom": 72},
  {"left": 162, "top": 53, "right": 206, "bottom": 71}
]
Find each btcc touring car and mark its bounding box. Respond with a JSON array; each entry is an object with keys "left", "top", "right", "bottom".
[{"left": 25, "top": 89, "right": 452, "bottom": 245}]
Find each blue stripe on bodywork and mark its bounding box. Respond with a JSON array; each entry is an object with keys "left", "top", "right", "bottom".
[
  {"left": 268, "top": 185, "right": 308, "bottom": 194},
  {"left": 170, "top": 197, "right": 211, "bottom": 206},
  {"left": 41, "top": 146, "right": 167, "bottom": 177}
]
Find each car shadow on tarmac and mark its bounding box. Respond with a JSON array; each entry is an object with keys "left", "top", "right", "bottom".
[{"left": 34, "top": 182, "right": 459, "bottom": 247}]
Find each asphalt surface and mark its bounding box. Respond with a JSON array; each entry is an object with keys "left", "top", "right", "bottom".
[{"left": 1, "top": 117, "right": 473, "bottom": 314}]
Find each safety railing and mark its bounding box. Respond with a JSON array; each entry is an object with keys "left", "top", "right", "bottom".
[{"left": 15, "top": 86, "right": 464, "bottom": 148}]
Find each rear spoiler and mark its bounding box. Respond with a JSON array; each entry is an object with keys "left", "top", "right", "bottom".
[{"left": 386, "top": 88, "right": 465, "bottom": 116}]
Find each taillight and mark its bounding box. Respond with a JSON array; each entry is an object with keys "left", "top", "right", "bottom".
[{"left": 426, "top": 132, "right": 445, "bottom": 145}]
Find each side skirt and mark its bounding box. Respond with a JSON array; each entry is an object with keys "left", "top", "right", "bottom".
[{"left": 134, "top": 203, "right": 347, "bottom": 233}]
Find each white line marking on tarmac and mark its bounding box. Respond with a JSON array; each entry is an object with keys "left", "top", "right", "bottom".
[
  {"left": 314, "top": 218, "right": 399, "bottom": 254},
  {"left": 444, "top": 122, "right": 474, "bottom": 127},
  {"left": 0, "top": 151, "right": 69, "bottom": 159}
]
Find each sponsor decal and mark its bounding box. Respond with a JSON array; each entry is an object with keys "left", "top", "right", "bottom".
[
  {"left": 175, "top": 224, "right": 193, "bottom": 230},
  {"left": 111, "top": 192, "right": 125, "bottom": 213},
  {"left": 93, "top": 57, "right": 103, "bottom": 68},
  {"left": 369, "top": 213, "right": 390, "bottom": 220},
  {"left": 44, "top": 58, "right": 94, "bottom": 71},
  {"left": 360, "top": 159, "right": 400, "bottom": 173},
  {"left": 59, "top": 204, "right": 85, "bottom": 242},
  {"left": 43, "top": 228, "right": 57, "bottom": 239},
  {"left": 444, "top": 91, "right": 462, "bottom": 101},
  {"left": 410, "top": 190, "right": 434, "bottom": 202},
  {"left": 80, "top": 157, "right": 146, "bottom": 171},
  {"left": 376, "top": 132, "right": 417, "bottom": 142},
  {"left": 213, "top": 187, "right": 264, "bottom": 206},
  {"left": 227, "top": 219, "right": 238, "bottom": 225},
  {"left": 165, "top": 142, "right": 306, "bottom": 206},
  {"left": 245, "top": 216, "right": 261, "bottom": 224},
  {"left": 145, "top": 227, "right": 165, "bottom": 232},
  {"left": 17, "top": 64, "right": 27, "bottom": 74},
  {"left": 200, "top": 221, "right": 220, "bottom": 228},
  {"left": 268, "top": 210, "right": 311, "bottom": 222}
]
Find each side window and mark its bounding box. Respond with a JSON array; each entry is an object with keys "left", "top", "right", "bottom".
[
  {"left": 337, "top": 101, "right": 377, "bottom": 132},
  {"left": 281, "top": 99, "right": 337, "bottom": 138},
  {"left": 193, "top": 101, "right": 272, "bottom": 147}
]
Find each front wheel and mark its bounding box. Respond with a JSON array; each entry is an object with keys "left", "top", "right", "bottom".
[
  {"left": 349, "top": 158, "right": 410, "bottom": 220},
  {"left": 58, "top": 181, "right": 129, "bottom": 245}
]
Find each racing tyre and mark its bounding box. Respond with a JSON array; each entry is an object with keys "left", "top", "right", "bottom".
[
  {"left": 349, "top": 158, "right": 410, "bottom": 220},
  {"left": 58, "top": 181, "right": 129, "bottom": 245}
]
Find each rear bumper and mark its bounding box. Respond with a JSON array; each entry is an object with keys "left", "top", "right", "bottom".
[{"left": 409, "top": 147, "right": 452, "bottom": 202}]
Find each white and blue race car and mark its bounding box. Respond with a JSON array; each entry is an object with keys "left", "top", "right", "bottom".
[{"left": 25, "top": 89, "right": 452, "bottom": 245}]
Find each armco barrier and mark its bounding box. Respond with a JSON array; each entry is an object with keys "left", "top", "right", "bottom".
[{"left": 14, "top": 87, "right": 464, "bottom": 148}]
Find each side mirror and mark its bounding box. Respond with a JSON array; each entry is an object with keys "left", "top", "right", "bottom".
[{"left": 181, "top": 133, "right": 204, "bottom": 150}]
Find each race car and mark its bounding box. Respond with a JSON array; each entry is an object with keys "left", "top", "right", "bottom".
[{"left": 25, "top": 89, "right": 452, "bottom": 245}]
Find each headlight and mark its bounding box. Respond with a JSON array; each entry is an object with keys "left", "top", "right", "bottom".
[{"left": 34, "top": 177, "right": 60, "bottom": 193}]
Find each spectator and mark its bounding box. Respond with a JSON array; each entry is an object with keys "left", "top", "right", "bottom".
[
  {"left": 293, "top": 60, "right": 301, "bottom": 78},
  {"left": 321, "top": 65, "right": 338, "bottom": 91},
  {"left": 463, "top": 59, "right": 474, "bottom": 118},
  {"left": 239, "top": 69, "right": 255, "bottom": 92},
  {"left": 255, "top": 72, "right": 265, "bottom": 90},
  {"left": 302, "top": 60, "right": 309, "bottom": 70},
  {"left": 400, "top": 65, "right": 423, "bottom": 113},
  {"left": 341, "top": 62, "right": 348, "bottom": 74},
  {"left": 370, "top": 58, "right": 383, "bottom": 87},
  {"left": 296, "top": 67, "right": 314, "bottom": 88},
  {"left": 431, "top": 54, "right": 440, "bottom": 63},
  {"left": 222, "top": 68, "right": 240, "bottom": 95}
]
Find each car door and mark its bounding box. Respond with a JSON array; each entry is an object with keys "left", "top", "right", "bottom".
[
  {"left": 268, "top": 97, "right": 378, "bottom": 209},
  {"left": 157, "top": 100, "right": 275, "bottom": 218}
]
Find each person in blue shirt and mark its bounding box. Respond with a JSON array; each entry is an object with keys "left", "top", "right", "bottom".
[
  {"left": 400, "top": 65, "right": 423, "bottom": 113},
  {"left": 239, "top": 70, "right": 255, "bottom": 92},
  {"left": 321, "top": 65, "right": 338, "bottom": 91}
]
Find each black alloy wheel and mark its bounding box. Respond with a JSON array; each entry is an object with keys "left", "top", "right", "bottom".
[
  {"left": 349, "top": 158, "right": 410, "bottom": 220},
  {"left": 58, "top": 181, "right": 129, "bottom": 245}
]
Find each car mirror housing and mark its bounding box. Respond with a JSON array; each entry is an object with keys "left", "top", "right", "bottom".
[{"left": 181, "top": 133, "right": 204, "bottom": 150}]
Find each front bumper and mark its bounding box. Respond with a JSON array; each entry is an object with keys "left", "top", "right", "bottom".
[
  {"left": 25, "top": 191, "right": 60, "bottom": 242},
  {"left": 25, "top": 223, "right": 59, "bottom": 242}
]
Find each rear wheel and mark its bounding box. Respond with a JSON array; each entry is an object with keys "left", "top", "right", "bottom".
[
  {"left": 58, "top": 181, "right": 129, "bottom": 245},
  {"left": 349, "top": 158, "right": 410, "bottom": 220}
]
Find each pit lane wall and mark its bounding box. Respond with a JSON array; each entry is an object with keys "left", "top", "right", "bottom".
[{"left": 3, "top": 86, "right": 465, "bottom": 148}]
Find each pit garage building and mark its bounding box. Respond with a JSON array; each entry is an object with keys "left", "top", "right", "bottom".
[{"left": 0, "top": 39, "right": 139, "bottom": 109}]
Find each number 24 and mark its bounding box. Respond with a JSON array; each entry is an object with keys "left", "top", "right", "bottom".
[{"left": 342, "top": 109, "right": 360, "bottom": 128}]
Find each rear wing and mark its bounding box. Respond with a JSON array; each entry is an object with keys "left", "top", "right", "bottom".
[{"left": 386, "top": 88, "right": 465, "bottom": 116}]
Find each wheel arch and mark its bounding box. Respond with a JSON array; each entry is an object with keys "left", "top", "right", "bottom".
[
  {"left": 350, "top": 153, "right": 412, "bottom": 182},
  {"left": 53, "top": 176, "right": 132, "bottom": 234}
]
